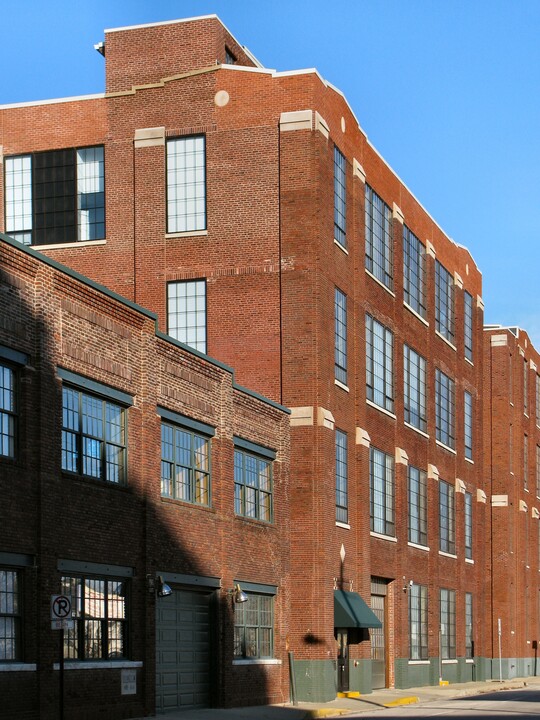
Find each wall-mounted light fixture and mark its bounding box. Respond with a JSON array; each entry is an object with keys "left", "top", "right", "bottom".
[
  {"left": 232, "top": 583, "right": 248, "bottom": 603},
  {"left": 157, "top": 576, "right": 173, "bottom": 597}
]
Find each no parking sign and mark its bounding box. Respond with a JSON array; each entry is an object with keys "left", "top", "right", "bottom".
[{"left": 51, "top": 595, "right": 74, "bottom": 630}]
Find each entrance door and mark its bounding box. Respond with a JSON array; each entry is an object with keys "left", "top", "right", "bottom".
[
  {"left": 336, "top": 629, "right": 349, "bottom": 692},
  {"left": 156, "top": 588, "right": 211, "bottom": 713},
  {"left": 370, "top": 578, "right": 388, "bottom": 689}
]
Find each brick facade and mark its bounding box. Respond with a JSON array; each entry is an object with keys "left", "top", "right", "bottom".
[{"left": 0, "top": 12, "right": 536, "bottom": 717}]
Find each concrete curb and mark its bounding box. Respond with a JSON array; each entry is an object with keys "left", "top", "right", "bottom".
[{"left": 383, "top": 696, "right": 419, "bottom": 707}]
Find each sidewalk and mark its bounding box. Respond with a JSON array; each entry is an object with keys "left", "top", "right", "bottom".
[{"left": 135, "top": 677, "right": 540, "bottom": 720}]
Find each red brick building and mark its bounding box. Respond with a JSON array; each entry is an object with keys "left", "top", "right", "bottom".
[
  {"left": 0, "top": 231, "right": 290, "bottom": 719},
  {"left": 0, "top": 12, "right": 525, "bottom": 715},
  {"left": 484, "top": 325, "right": 540, "bottom": 679}
]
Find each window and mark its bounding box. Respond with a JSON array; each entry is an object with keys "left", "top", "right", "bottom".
[
  {"left": 408, "top": 466, "right": 427, "bottom": 546},
  {"left": 440, "top": 588, "right": 456, "bottom": 659},
  {"left": 166, "top": 136, "right": 206, "bottom": 233},
  {"left": 0, "top": 569, "right": 21, "bottom": 661},
  {"left": 464, "top": 491, "right": 473, "bottom": 560},
  {"left": 536, "top": 445, "right": 540, "bottom": 497},
  {"left": 334, "top": 288, "right": 347, "bottom": 385},
  {"left": 524, "top": 434, "right": 529, "bottom": 491},
  {"left": 524, "top": 358, "right": 529, "bottom": 414},
  {"left": 62, "top": 387, "right": 126, "bottom": 484},
  {"left": 403, "top": 226, "right": 426, "bottom": 319},
  {"left": 404, "top": 345, "right": 427, "bottom": 432},
  {"left": 62, "top": 575, "right": 127, "bottom": 660},
  {"left": 435, "top": 261, "right": 454, "bottom": 343},
  {"left": 335, "top": 429, "right": 348, "bottom": 523},
  {"left": 334, "top": 146, "right": 346, "bottom": 247},
  {"left": 370, "top": 447, "right": 395, "bottom": 536},
  {"left": 234, "top": 444, "right": 273, "bottom": 523},
  {"left": 365, "top": 185, "right": 393, "bottom": 289},
  {"left": 161, "top": 422, "right": 211, "bottom": 505},
  {"left": 366, "top": 314, "right": 394, "bottom": 413},
  {"left": 464, "top": 291, "right": 473, "bottom": 361},
  {"left": 5, "top": 147, "right": 105, "bottom": 246},
  {"left": 224, "top": 47, "right": 236, "bottom": 64},
  {"left": 234, "top": 593, "right": 274, "bottom": 659},
  {"left": 409, "top": 583, "right": 428, "bottom": 660},
  {"left": 465, "top": 593, "right": 473, "bottom": 659},
  {"left": 167, "top": 280, "right": 207, "bottom": 353},
  {"left": 464, "top": 391, "right": 473, "bottom": 460},
  {"left": 536, "top": 375, "right": 540, "bottom": 426},
  {"left": 439, "top": 480, "right": 455, "bottom": 554},
  {"left": 435, "top": 369, "right": 455, "bottom": 449},
  {"left": 0, "top": 364, "right": 15, "bottom": 458}
]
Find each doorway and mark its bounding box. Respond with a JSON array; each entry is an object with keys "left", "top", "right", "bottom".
[
  {"left": 336, "top": 629, "right": 349, "bottom": 692},
  {"left": 370, "top": 578, "right": 388, "bottom": 689}
]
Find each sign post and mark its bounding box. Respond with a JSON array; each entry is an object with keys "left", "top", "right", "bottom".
[
  {"left": 498, "top": 618, "right": 503, "bottom": 683},
  {"left": 51, "top": 595, "right": 73, "bottom": 720}
]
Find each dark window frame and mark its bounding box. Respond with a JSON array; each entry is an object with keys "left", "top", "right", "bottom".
[
  {"left": 334, "top": 146, "right": 347, "bottom": 248},
  {"left": 370, "top": 446, "right": 395, "bottom": 536},
  {"left": 334, "top": 288, "right": 347, "bottom": 385},
  {"left": 409, "top": 582, "right": 428, "bottom": 660},
  {"left": 233, "top": 592, "right": 274, "bottom": 659},
  {"left": 435, "top": 260, "right": 455, "bottom": 343},
  {"left": 0, "top": 567, "right": 22, "bottom": 662},
  {"left": 439, "top": 480, "right": 456, "bottom": 554},
  {"left": 404, "top": 345, "right": 427, "bottom": 432},
  {"left": 403, "top": 226, "right": 427, "bottom": 319},
  {"left": 365, "top": 184, "right": 393, "bottom": 290},
  {"left": 335, "top": 429, "right": 348, "bottom": 523},
  {"left": 234, "top": 445, "right": 274, "bottom": 523},
  {"left": 160, "top": 419, "right": 211, "bottom": 506},
  {"left": 166, "top": 135, "right": 207, "bottom": 234},
  {"left": 408, "top": 465, "right": 427, "bottom": 546},
  {"left": 366, "top": 314, "right": 394, "bottom": 413}
]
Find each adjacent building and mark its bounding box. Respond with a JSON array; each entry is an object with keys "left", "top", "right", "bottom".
[{"left": 0, "top": 13, "right": 535, "bottom": 718}]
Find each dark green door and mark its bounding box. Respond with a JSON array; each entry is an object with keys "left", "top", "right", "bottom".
[{"left": 371, "top": 582, "right": 387, "bottom": 689}]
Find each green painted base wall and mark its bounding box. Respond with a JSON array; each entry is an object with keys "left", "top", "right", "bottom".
[
  {"left": 347, "top": 659, "right": 372, "bottom": 694},
  {"left": 489, "top": 657, "right": 540, "bottom": 679},
  {"left": 394, "top": 657, "right": 491, "bottom": 688},
  {"left": 292, "top": 659, "right": 336, "bottom": 702}
]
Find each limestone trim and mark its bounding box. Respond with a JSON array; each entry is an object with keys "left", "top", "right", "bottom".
[{"left": 289, "top": 406, "right": 314, "bottom": 427}]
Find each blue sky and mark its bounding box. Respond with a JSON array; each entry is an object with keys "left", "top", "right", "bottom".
[{"left": 2, "top": 1, "right": 539, "bottom": 343}]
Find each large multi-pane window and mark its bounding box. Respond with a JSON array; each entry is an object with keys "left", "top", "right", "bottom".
[
  {"left": 334, "top": 146, "right": 346, "bottom": 247},
  {"left": 524, "top": 358, "right": 529, "bottom": 414},
  {"left": 435, "top": 369, "right": 455, "bottom": 449},
  {"left": 439, "top": 480, "right": 456, "bottom": 554},
  {"left": 464, "top": 491, "right": 473, "bottom": 560},
  {"left": 0, "top": 569, "right": 21, "bottom": 661},
  {"left": 464, "top": 291, "right": 473, "bottom": 361},
  {"left": 334, "top": 288, "right": 347, "bottom": 385},
  {"left": 404, "top": 345, "right": 427, "bottom": 432},
  {"left": 408, "top": 466, "right": 427, "bottom": 546},
  {"left": 409, "top": 583, "right": 428, "bottom": 660},
  {"left": 62, "top": 387, "right": 126, "bottom": 484},
  {"left": 234, "top": 447, "right": 273, "bottom": 523},
  {"left": 403, "top": 227, "right": 426, "bottom": 319},
  {"left": 62, "top": 575, "right": 127, "bottom": 660},
  {"left": 234, "top": 593, "right": 274, "bottom": 659},
  {"left": 166, "top": 136, "right": 206, "bottom": 233},
  {"left": 167, "top": 280, "right": 207, "bottom": 353},
  {"left": 465, "top": 593, "right": 473, "bottom": 659},
  {"left": 365, "top": 185, "right": 393, "bottom": 289},
  {"left": 161, "top": 422, "right": 211, "bottom": 505},
  {"left": 0, "top": 364, "right": 15, "bottom": 458},
  {"left": 440, "top": 588, "right": 456, "bottom": 659},
  {"left": 370, "top": 447, "right": 395, "bottom": 536},
  {"left": 435, "top": 261, "right": 454, "bottom": 343},
  {"left": 366, "top": 314, "right": 394, "bottom": 413},
  {"left": 464, "top": 391, "right": 473, "bottom": 460},
  {"left": 524, "top": 434, "right": 529, "bottom": 491},
  {"left": 5, "top": 147, "right": 105, "bottom": 245},
  {"left": 335, "top": 429, "right": 348, "bottom": 523}
]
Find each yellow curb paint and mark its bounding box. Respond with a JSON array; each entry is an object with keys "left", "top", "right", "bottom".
[
  {"left": 305, "top": 710, "right": 351, "bottom": 718},
  {"left": 439, "top": 680, "right": 449, "bottom": 686},
  {"left": 336, "top": 691, "right": 361, "bottom": 698},
  {"left": 384, "top": 696, "right": 419, "bottom": 707}
]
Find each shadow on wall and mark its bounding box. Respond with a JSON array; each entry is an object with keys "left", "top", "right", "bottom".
[{"left": 0, "top": 249, "right": 272, "bottom": 719}]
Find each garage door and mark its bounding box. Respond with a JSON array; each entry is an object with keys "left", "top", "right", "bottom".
[{"left": 156, "top": 588, "right": 211, "bottom": 713}]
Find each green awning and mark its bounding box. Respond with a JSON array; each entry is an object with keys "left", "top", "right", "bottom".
[{"left": 334, "top": 589, "right": 382, "bottom": 629}]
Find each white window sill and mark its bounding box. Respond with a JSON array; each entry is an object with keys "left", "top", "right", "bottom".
[
  {"left": 54, "top": 661, "right": 143, "bottom": 670},
  {"left": 336, "top": 521, "right": 351, "bottom": 530},
  {"left": 465, "top": 357, "right": 474, "bottom": 367},
  {"left": 465, "top": 558, "right": 474, "bottom": 564},
  {"left": 365, "top": 269, "right": 395, "bottom": 297},
  {"left": 404, "top": 302, "right": 429, "bottom": 327},
  {"left": 442, "top": 659, "right": 458, "bottom": 665},
  {"left": 435, "top": 330, "right": 457, "bottom": 351},
  {"left": 0, "top": 663, "right": 36, "bottom": 672},
  {"left": 370, "top": 531, "right": 397, "bottom": 543},
  {"left": 436, "top": 440, "right": 457, "bottom": 455},
  {"left": 334, "top": 239, "right": 349, "bottom": 255},
  {"left": 408, "top": 660, "right": 430, "bottom": 665},
  {"left": 465, "top": 457, "right": 474, "bottom": 464},
  {"left": 335, "top": 379, "right": 350, "bottom": 392},
  {"left": 466, "top": 659, "right": 474, "bottom": 664},
  {"left": 165, "top": 230, "right": 208, "bottom": 238},
  {"left": 404, "top": 421, "right": 429, "bottom": 439},
  {"left": 408, "top": 542, "right": 430, "bottom": 552},
  {"left": 366, "top": 399, "right": 396, "bottom": 420},
  {"left": 439, "top": 551, "right": 457, "bottom": 559},
  {"left": 34, "top": 239, "right": 107, "bottom": 250},
  {"left": 233, "top": 659, "right": 281, "bottom": 666}
]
